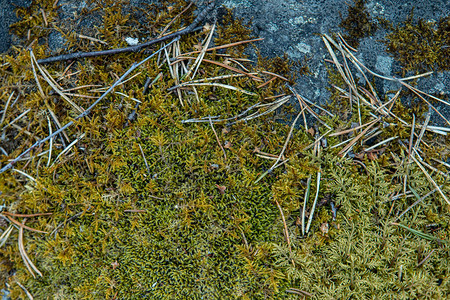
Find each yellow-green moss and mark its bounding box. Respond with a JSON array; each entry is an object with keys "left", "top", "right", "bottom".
[
  {"left": 384, "top": 12, "right": 450, "bottom": 73},
  {"left": 339, "top": 0, "right": 378, "bottom": 48},
  {"left": 0, "top": 0, "right": 449, "bottom": 299}
]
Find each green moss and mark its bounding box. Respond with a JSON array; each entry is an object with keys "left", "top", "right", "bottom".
[
  {"left": 0, "top": 0, "right": 449, "bottom": 299},
  {"left": 339, "top": 0, "right": 378, "bottom": 48},
  {"left": 384, "top": 12, "right": 450, "bottom": 73}
]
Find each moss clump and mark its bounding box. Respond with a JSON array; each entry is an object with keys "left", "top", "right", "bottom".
[
  {"left": 384, "top": 13, "right": 450, "bottom": 73},
  {"left": 0, "top": 0, "right": 449, "bottom": 299},
  {"left": 271, "top": 151, "right": 450, "bottom": 299},
  {"left": 339, "top": 0, "right": 378, "bottom": 48}
]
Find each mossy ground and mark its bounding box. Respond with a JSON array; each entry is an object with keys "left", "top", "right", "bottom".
[{"left": 0, "top": 0, "right": 449, "bottom": 299}]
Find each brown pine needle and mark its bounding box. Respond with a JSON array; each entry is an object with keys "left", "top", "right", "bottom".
[
  {"left": 208, "top": 117, "right": 226, "bottom": 161},
  {"left": 158, "top": 2, "right": 193, "bottom": 38},
  {"left": 176, "top": 56, "right": 263, "bottom": 81},
  {"left": 275, "top": 199, "right": 293, "bottom": 263},
  {"left": 5, "top": 215, "right": 48, "bottom": 234},
  {"left": 257, "top": 76, "right": 277, "bottom": 88},
  {"left": 169, "top": 82, "right": 257, "bottom": 96},
  {"left": 18, "top": 219, "right": 43, "bottom": 278},
  {"left": 179, "top": 37, "right": 264, "bottom": 57},
  {"left": 409, "top": 152, "right": 450, "bottom": 206},
  {"left": 185, "top": 22, "right": 216, "bottom": 80},
  {"left": 30, "top": 50, "right": 85, "bottom": 114},
  {"left": 261, "top": 70, "right": 289, "bottom": 82},
  {"left": 338, "top": 118, "right": 380, "bottom": 157},
  {"left": 2, "top": 212, "right": 52, "bottom": 218},
  {"left": 77, "top": 33, "right": 108, "bottom": 45}
]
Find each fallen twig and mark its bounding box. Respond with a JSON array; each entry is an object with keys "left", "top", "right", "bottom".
[{"left": 36, "top": 1, "right": 215, "bottom": 64}]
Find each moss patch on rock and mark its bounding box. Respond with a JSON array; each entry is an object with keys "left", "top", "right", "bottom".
[{"left": 0, "top": 0, "right": 449, "bottom": 299}]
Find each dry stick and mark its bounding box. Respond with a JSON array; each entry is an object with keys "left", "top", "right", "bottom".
[
  {"left": 36, "top": 1, "right": 215, "bottom": 64},
  {"left": 208, "top": 117, "right": 226, "bottom": 161},
  {"left": 0, "top": 39, "right": 179, "bottom": 175}
]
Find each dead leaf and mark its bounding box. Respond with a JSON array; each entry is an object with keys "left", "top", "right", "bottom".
[{"left": 215, "top": 184, "right": 226, "bottom": 195}]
